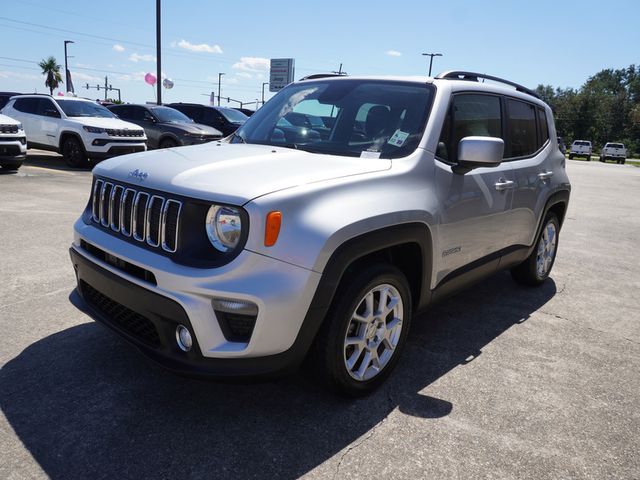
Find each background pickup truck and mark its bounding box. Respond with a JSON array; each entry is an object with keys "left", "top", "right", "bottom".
[
  {"left": 569, "top": 140, "right": 592, "bottom": 160},
  {"left": 600, "top": 143, "right": 626, "bottom": 164}
]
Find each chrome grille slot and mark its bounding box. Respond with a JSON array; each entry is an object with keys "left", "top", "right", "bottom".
[
  {"left": 110, "top": 185, "right": 124, "bottom": 231},
  {"left": 100, "top": 182, "right": 113, "bottom": 227},
  {"left": 161, "top": 200, "right": 181, "bottom": 252},
  {"left": 89, "top": 178, "right": 182, "bottom": 254},
  {"left": 92, "top": 179, "right": 104, "bottom": 222},
  {"left": 121, "top": 189, "right": 136, "bottom": 237},
  {"left": 133, "top": 192, "right": 149, "bottom": 241},
  {"left": 146, "top": 196, "right": 164, "bottom": 247}
]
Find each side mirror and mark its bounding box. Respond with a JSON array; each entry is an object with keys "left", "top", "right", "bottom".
[
  {"left": 44, "top": 109, "right": 60, "bottom": 118},
  {"left": 455, "top": 136, "right": 504, "bottom": 172}
]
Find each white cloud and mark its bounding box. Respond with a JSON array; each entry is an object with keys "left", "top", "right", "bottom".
[
  {"left": 236, "top": 72, "right": 252, "bottom": 79},
  {"left": 113, "top": 44, "right": 125, "bottom": 52},
  {"left": 117, "top": 71, "right": 147, "bottom": 82},
  {"left": 172, "top": 39, "right": 223, "bottom": 54},
  {"left": 0, "top": 71, "right": 39, "bottom": 80},
  {"left": 386, "top": 50, "right": 402, "bottom": 57},
  {"left": 232, "top": 56, "right": 270, "bottom": 72},
  {"left": 225, "top": 77, "right": 239, "bottom": 85},
  {"left": 129, "top": 53, "right": 156, "bottom": 63},
  {"left": 71, "top": 72, "right": 101, "bottom": 82}
]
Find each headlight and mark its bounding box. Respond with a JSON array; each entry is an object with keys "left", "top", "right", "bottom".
[
  {"left": 17, "top": 123, "right": 23, "bottom": 131},
  {"left": 205, "top": 205, "right": 243, "bottom": 252},
  {"left": 83, "top": 126, "right": 106, "bottom": 134}
]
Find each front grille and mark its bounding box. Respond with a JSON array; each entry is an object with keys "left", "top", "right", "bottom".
[
  {"left": 0, "top": 124, "right": 19, "bottom": 134},
  {"left": 81, "top": 280, "right": 161, "bottom": 347},
  {"left": 92, "top": 179, "right": 182, "bottom": 253},
  {"left": 105, "top": 128, "right": 145, "bottom": 137}
]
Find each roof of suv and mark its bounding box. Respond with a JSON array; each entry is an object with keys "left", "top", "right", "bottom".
[{"left": 297, "top": 71, "right": 546, "bottom": 107}]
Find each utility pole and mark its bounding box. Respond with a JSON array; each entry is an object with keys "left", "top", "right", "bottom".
[
  {"left": 217, "top": 72, "right": 225, "bottom": 106},
  {"left": 64, "top": 40, "right": 74, "bottom": 93},
  {"left": 156, "top": 0, "right": 162, "bottom": 105},
  {"left": 261, "top": 82, "right": 269, "bottom": 105},
  {"left": 422, "top": 53, "right": 443, "bottom": 76}
]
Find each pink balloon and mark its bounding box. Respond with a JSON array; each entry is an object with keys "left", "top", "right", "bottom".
[
  {"left": 144, "top": 73, "right": 157, "bottom": 86},
  {"left": 57, "top": 92, "right": 64, "bottom": 96}
]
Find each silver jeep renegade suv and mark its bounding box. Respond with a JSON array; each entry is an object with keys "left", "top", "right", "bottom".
[{"left": 69, "top": 71, "right": 571, "bottom": 395}]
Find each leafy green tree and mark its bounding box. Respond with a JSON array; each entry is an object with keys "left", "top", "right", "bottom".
[{"left": 38, "top": 56, "right": 63, "bottom": 95}]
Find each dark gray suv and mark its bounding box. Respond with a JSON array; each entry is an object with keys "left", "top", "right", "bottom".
[{"left": 108, "top": 104, "right": 222, "bottom": 149}]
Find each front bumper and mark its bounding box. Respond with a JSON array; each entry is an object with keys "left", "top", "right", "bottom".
[
  {"left": 69, "top": 221, "right": 324, "bottom": 378},
  {"left": 0, "top": 138, "right": 27, "bottom": 164},
  {"left": 88, "top": 143, "right": 146, "bottom": 160}
]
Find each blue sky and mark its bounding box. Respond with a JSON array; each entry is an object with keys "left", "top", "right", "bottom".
[{"left": 1, "top": 0, "right": 638, "bottom": 108}]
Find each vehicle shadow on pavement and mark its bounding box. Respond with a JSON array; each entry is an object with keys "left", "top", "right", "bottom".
[
  {"left": 0, "top": 272, "right": 556, "bottom": 479},
  {"left": 23, "top": 152, "right": 93, "bottom": 173}
]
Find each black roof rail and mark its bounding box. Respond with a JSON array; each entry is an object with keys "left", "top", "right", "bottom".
[
  {"left": 435, "top": 70, "right": 541, "bottom": 100},
  {"left": 299, "top": 73, "right": 347, "bottom": 81}
]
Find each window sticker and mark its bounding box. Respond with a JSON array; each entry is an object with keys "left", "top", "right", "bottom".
[
  {"left": 388, "top": 130, "right": 410, "bottom": 147},
  {"left": 360, "top": 150, "right": 381, "bottom": 159}
]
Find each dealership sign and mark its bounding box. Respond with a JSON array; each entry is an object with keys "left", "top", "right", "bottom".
[{"left": 270, "top": 58, "right": 295, "bottom": 92}]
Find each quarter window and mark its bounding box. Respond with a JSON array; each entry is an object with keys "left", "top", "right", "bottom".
[
  {"left": 13, "top": 98, "right": 38, "bottom": 114},
  {"left": 537, "top": 107, "right": 549, "bottom": 145},
  {"left": 506, "top": 99, "right": 537, "bottom": 158}
]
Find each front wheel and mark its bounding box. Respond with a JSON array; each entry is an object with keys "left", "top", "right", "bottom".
[
  {"left": 62, "top": 137, "right": 88, "bottom": 168},
  {"left": 311, "top": 265, "right": 412, "bottom": 396},
  {"left": 511, "top": 212, "right": 560, "bottom": 286},
  {"left": 159, "top": 138, "right": 178, "bottom": 149}
]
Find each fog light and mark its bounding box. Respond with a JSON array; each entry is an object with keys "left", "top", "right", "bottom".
[{"left": 175, "top": 324, "right": 193, "bottom": 352}]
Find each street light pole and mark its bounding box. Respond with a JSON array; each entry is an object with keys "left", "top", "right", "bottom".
[
  {"left": 422, "top": 52, "right": 443, "bottom": 76},
  {"left": 218, "top": 73, "right": 225, "bottom": 106},
  {"left": 261, "top": 82, "right": 269, "bottom": 105},
  {"left": 64, "top": 40, "right": 74, "bottom": 93},
  {"left": 156, "top": 0, "right": 162, "bottom": 105}
]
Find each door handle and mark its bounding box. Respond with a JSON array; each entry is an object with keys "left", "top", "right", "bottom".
[
  {"left": 538, "top": 171, "right": 554, "bottom": 181},
  {"left": 494, "top": 179, "right": 515, "bottom": 191}
]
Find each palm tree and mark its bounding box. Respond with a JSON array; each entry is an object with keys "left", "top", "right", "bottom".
[{"left": 38, "top": 56, "right": 63, "bottom": 95}]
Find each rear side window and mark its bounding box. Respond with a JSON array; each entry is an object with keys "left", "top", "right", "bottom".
[
  {"left": 437, "top": 93, "right": 502, "bottom": 162},
  {"left": 13, "top": 98, "right": 38, "bottom": 114},
  {"left": 537, "top": 107, "right": 549, "bottom": 145},
  {"left": 505, "top": 99, "right": 537, "bottom": 158}
]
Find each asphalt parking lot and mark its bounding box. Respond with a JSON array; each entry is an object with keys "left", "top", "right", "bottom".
[{"left": 1, "top": 151, "right": 639, "bottom": 479}]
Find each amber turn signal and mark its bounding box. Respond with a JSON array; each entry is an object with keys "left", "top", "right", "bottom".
[{"left": 264, "top": 211, "right": 282, "bottom": 247}]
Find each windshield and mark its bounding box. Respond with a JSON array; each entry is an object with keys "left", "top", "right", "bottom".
[
  {"left": 57, "top": 100, "right": 116, "bottom": 118},
  {"left": 151, "top": 106, "right": 193, "bottom": 123},
  {"left": 218, "top": 108, "right": 248, "bottom": 123},
  {"left": 231, "top": 79, "right": 434, "bottom": 158}
]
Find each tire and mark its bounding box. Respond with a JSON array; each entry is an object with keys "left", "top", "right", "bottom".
[
  {"left": 568, "top": 154, "right": 574, "bottom": 159},
  {"left": 159, "top": 138, "right": 178, "bottom": 149},
  {"left": 1, "top": 163, "right": 21, "bottom": 171},
  {"left": 311, "top": 264, "right": 412, "bottom": 396},
  {"left": 61, "top": 136, "right": 88, "bottom": 168},
  {"left": 511, "top": 212, "right": 560, "bottom": 287},
  {"left": 622, "top": 159, "right": 626, "bottom": 165},
  {"left": 586, "top": 154, "right": 590, "bottom": 161}
]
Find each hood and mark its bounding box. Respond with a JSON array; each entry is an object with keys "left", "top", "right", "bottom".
[
  {"left": 93, "top": 142, "right": 391, "bottom": 205},
  {"left": 159, "top": 122, "right": 221, "bottom": 136},
  {"left": 68, "top": 117, "right": 143, "bottom": 131},
  {"left": 0, "top": 113, "right": 21, "bottom": 125}
]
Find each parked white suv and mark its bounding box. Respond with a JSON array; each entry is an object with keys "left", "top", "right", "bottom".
[
  {"left": 0, "top": 113, "right": 27, "bottom": 171},
  {"left": 568, "top": 140, "right": 592, "bottom": 160},
  {"left": 599, "top": 142, "right": 626, "bottom": 164},
  {"left": 2, "top": 95, "right": 147, "bottom": 168},
  {"left": 69, "top": 71, "right": 571, "bottom": 395}
]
